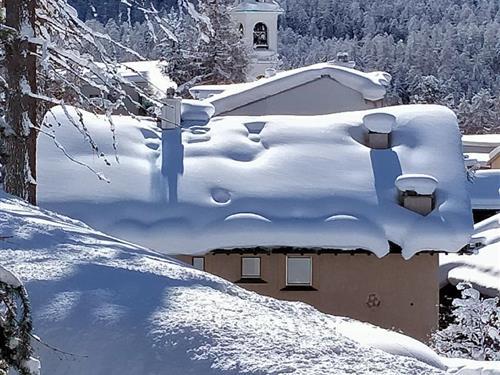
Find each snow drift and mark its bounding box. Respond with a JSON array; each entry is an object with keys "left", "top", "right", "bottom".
[
  {"left": 37, "top": 104, "right": 472, "bottom": 259},
  {"left": 0, "top": 192, "right": 455, "bottom": 374}
]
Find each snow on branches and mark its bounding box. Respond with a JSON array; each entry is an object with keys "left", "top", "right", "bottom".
[
  {"left": 0, "top": 265, "right": 40, "bottom": 375},
  {"left": 0, "top": 0, "right": 206, "bottom": 203},
  {"left": 432, "top": 282, "right": 500, "bottom": 361}
]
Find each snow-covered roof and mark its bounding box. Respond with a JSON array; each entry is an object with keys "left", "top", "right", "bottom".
[
  {"left": 92, "top": 60, "right": 175, "bottom": 98},
  {"left": 205, "top": 62, "right": 392, "bottom": 116},
  {"left": 231, "top": 0, "right": 284, "bottom": 13},
  {"left": 462, "top": 134, "right": 500, "bottom": 148},
  {"left": 38, "top": 104, "right": 472, "bottom": 259},
  {"left": 467, "top": 170, "right": 500, "bottom": 210},
  {"left": 119, "top": 60, "right": 175, "bottom": 93},
  {"left": 189, "top": 83, "right": 246, "bottom": 99},
  {"left": 440, "top": 214, "right": 500, "bottom": 297}
]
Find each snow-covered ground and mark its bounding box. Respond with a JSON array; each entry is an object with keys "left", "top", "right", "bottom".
[
  {"left": 38, "top": 104, "right": 472, "bottom": 259},
  {"left": 1, "top": 192, "right": 498, "bottom": 374},
  {"left": 440, "top": 213, "right": 500, "bottom": 297}
]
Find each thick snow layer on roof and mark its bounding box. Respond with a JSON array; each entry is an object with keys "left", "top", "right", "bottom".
[
  {"left": 181, "top": 99, "right": 215, "bottom": 122},
  {"left": 467, "top": 170, "right": 500, "bottom": 210},
  {"left": 116, "top": 60, "right": 175, "bottom": 97},
  {"left": 462, "top": 134, "right": 500, "bottom": 148},
  {"left": 0, "top": 192, "right": 451, "bottom": 374},
  {"left": 231, "top": 0, "right": 283, "bottom": 13},
  {"left": 205, "top": 62, "right": 391, "bottom": 115},
  {"left": 440, "top": 214, "right": 500, "bottom": 297},
  {"left": 38, "top": 104, "right": 472, "bottom": 259}
]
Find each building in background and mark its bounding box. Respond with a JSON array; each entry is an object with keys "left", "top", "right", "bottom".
[
  {"left": 193, "top": 62, "right": 391, "bottom": 116},
  {"left": 230, "top": 0, "right": 283, "bottom": 81}
]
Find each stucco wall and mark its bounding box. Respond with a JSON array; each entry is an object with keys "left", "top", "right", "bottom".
[
  {"left": 222, "top": 77, "right": 378, "bottom": 116},
  {"left": 490, "top": 156, "right": 500, "bottom": 169},
  {"left": 177, "top": 252, "right": 439, "bottom": 342}
]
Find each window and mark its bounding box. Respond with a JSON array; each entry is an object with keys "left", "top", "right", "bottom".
[
  {"left": 241, "top": 257, "right": 261, "bottom": 278},
  {"left": 192, "top": 257, "right": 205, "bottom": 271},
  {"left": 286, "top": 257, "right": 312, "bottom": 286},
  {"left": 253, "top": 22, "right": 268, "bottom": 49}
]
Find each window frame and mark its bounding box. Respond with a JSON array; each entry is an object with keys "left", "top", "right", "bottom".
[
  {"left": 192, "top": 256, "right": 205, "bottom": 271},
  {"left": 241, "top": 256, "right": 261, "bottom": 279},
  {"left": 286, "top": 256, "right": 313, "bottom": 286}
]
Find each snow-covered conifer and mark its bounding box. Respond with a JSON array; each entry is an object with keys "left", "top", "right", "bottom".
[
  {"left": 164, "top": 0, "right": 248, "bottom": 96},
  {"left": 432, "top": 282, "right": 500, "bottom": 361}
]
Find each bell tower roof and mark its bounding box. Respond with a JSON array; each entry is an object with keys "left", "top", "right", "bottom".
[{"left": 232, "top": 0, "right": 283, "bottom": 13}]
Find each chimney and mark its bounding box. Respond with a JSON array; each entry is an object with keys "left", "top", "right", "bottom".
[
  {"left": 161, "top": 88, "right": 181, "bottom": 130},
  {"left": 328, "top": 52, "right": 356, "bottom": 69},
  {"left": 264, "top": 68, "right": 277, "bottom": 78},
  {"left": 362, "top": 113, "right": 396, "bottom": 149},
  {"left": 395, "top": 174, "right": 438, "bottom": 216}
]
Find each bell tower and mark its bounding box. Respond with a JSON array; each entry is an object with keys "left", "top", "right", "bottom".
[{"left": 230, "top": 0, "right": 283, "bottom": 81}]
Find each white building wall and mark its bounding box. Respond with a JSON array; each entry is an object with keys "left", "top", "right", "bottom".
[
  {"left": 231, "top": 7, "right": 281, "bottom": 80},
  {"left": 222, "top": 77, "right": 379, "bottom": 116}
]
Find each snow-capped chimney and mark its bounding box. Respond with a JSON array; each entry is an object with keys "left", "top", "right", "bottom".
[
  {"left": 395, "top": 174, "right": 438, "bottom": 216},
  {"left": 161, "top": 88, "right": 181, "bottom": 130},
  {"left": 362, "top": 113, "right": 396, "bottom": 149},
  {"left": 265, "top": 68, "right": 277, "bottom": 78},
  {"left": 328, "top": 52, "right": 356, "bottom": 69}
]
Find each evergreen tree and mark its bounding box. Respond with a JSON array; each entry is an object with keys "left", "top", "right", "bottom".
[
  {"left": 163, "top": 0, "right": 248, "bottom": 96},
  {"left": 198, "top": 0, "right": 248, "bottom": 85}
]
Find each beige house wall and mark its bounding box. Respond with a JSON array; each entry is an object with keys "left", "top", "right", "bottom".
[
  {"left": 490, "top": 155, "right": 500, "bottom": 169},
  {"left": 176, "top": 252, "right": 439, "bottom": 342},
  {"left": 222, "top": 76, "right": 379, "bottom": 116}
]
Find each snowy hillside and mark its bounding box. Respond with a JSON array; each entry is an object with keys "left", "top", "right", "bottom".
[
  {"left": 0, "top": 192, "right": 463, "bottom": 374},
  {"left": 440, "top": 214, "right": 500, "bottom": 297},
  {"left": 38, "top": 104, "right": 472, "bottom": 259}
]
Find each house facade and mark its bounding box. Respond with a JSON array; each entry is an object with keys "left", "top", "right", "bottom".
[
  {"left": 177, "top": 251, "right": 439, "bottom": 342},
  {"left": 37, "top": 104, "right": 473, "bottom": 344}
]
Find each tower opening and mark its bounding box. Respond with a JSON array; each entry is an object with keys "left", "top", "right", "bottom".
[{"left": 253, "top": 23, "right": 268, "bottom": 49}]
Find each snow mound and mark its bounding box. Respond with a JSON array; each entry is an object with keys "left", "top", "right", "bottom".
[
  {"left": 440, "top": 214, "right": 500, "bottom": 297},
  {"left": 38, "top": 104, "right": 472, "bottom": 259},
  {"left": 181, "top": 99, "right": 215, "bottom": 122},
  {"left": 0, "top": 192, "right": 449, "bottom": 375}
]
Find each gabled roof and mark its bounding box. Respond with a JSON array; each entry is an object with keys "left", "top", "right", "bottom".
[
  {"left": 205, "top": 63, "right": 391, "bottom": 116},
  {"left": 38, "top": 104, "right": 472, "bottom": 259}
]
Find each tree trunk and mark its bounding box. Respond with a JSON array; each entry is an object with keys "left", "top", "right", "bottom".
[{"left": 4, "top": 0, "right": 37, "bottom": 205}]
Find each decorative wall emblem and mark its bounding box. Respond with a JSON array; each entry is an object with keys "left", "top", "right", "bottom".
[{"left": 366, "top": 293, "right": 381, "bottom": 309}]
